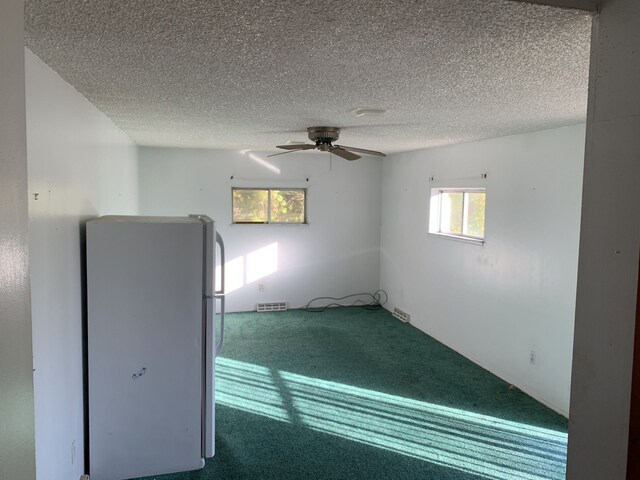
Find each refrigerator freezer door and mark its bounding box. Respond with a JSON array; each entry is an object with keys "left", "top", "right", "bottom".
[{"left": 87, "top": 217, "right": 205, "bottom": 480}]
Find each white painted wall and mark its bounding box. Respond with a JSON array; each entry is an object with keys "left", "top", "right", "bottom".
[
  {"left": 567, "top": 1, "right": 640, "bottom": 478},
  {"left": 138, "top": 147, "right": 382, "bottom": 312},
  {"left": 25, "top": 49, "right": 139, "bottom": 480},
  {"left": 380, "top": 124, "right": 585, "bottom": 415},
  {"left": 0, "top": 2, "right": 36, "bottom": 479}
]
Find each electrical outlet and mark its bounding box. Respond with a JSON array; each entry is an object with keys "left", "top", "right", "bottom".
[
  {"left": 258, "top": 283, "right": 264, "bottom": 292},
  {"left": 530, "top": 350, "right": 536, "bottom": 365}
]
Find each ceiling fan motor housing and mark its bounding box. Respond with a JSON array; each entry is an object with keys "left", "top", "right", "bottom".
[
  {"left": 308, "top": 126, "right": 340, "bottom": 148},
  {"left": 269, "top": 126, "right": 384, "bottom": 160}
]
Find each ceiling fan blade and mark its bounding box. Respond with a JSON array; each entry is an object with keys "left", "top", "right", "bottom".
[
  {"left": 275, "top": 144, "right": 316, "bottom": 150},
  {"left": 335, "top": 144, "right": 386, "bottom": 157},
  {"left": 330, "top": 146, "right": 360, "bottom": 161},
  {"left": 267, "top": 148, "right": 308, "bottom": 157}
]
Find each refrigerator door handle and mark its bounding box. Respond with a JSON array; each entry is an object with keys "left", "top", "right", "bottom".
[
  {"left": 214, "top": 294, "right": 225, "bottom": 357},
  {"left": 203, "top": 295, "right": 214, "bottom": 458},
  {"left": 215, "top": 231, "right": 225, "bottom": 296},
  {"left": 214, "top": 231, "right": 225, "bottom": 356}
]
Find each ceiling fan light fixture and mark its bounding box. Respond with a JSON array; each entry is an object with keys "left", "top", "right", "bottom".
[{"left": 352, "top": 108, "right": 387, "bottom": 117}]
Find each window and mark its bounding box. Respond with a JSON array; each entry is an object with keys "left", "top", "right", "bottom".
[
  {"left": 232, "top": 188, "right": 306, "bottom": 224},
  {"left": 429, "top": 188, "right": 486, "bottom": 243}
]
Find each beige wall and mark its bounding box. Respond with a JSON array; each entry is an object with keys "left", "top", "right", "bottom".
[
  {"left": 138, "top": 147, "right": 382, "bottom": 313},
  {"left": 0, "top": 0, "right": 36, "bottom": 479},
  {"left": 380, "top": 125, "right": 585, "bottom": 416},
  {"left": 26, "top": 49, "right": 139, "bottom": 479},
  {"left": 568, "top": 0, "right": 640, "bottom": 478},
  {"left": 3, "top": 0, "right": 639, "bottom": 478}
]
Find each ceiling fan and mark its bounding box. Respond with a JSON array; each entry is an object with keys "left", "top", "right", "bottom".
[{"left": 268, "top": 126, "right": 386, "bottom": 161}]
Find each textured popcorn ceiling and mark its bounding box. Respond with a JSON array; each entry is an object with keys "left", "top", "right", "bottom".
[{"left": 24, "top": 0, "right": 592, "bottom": 153}]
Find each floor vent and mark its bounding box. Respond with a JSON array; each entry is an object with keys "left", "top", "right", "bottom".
[
  {"left": 257, "top": 302, "right": 288, "bottom": 312},
  {"left": 393, "top": 307, "right": 410, "bottom": 323}
]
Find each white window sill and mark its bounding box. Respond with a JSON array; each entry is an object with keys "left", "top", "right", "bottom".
[
  {"left": 230, "top": 223, "right": 309, "bottom": 227},
  {"left": 428, "top": 232, "right": 485, "bottom": 246}
]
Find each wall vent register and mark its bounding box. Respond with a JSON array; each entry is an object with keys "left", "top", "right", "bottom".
[
  {"left": 257, "top": 302, "right": 288, "bottom": 312},
  {"left": 392, "top": 307, "right": 411, "bottom": 323}
]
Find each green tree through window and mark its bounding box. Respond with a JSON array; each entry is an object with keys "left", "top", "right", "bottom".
[
  {"left": 232, "top": 188, "right": 306, "bottom": 224},
  {"left": 465, "top": 192, "right": 486, "bottom": 238}
]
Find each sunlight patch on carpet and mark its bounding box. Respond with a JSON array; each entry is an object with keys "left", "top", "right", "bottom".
[
  {"left": 217, "top": 357, "right": 291, "bottom": 422},
  {"left": 216, "top": 356, "right": 567, "bottom": 480}
]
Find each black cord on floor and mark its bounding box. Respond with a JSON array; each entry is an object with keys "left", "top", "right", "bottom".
[{"left": 302, "top": 290, "right": 388, "bottom": 312}]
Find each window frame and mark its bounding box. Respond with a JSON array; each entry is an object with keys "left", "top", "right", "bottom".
[
  {"left": 429, "top": 187, "right": 486, "bottom": 245},
  {"left": 231, "top": 187, "right": 308, "bottom": 225}
]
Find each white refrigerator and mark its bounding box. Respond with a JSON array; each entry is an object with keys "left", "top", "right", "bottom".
[{"left": 86, "top": 215, "right": 225, "bottom": 480}]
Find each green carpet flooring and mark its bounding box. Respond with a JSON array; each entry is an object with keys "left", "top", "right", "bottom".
[{"left": 135, "top": 307, "right": 568, "bottom": 480}]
